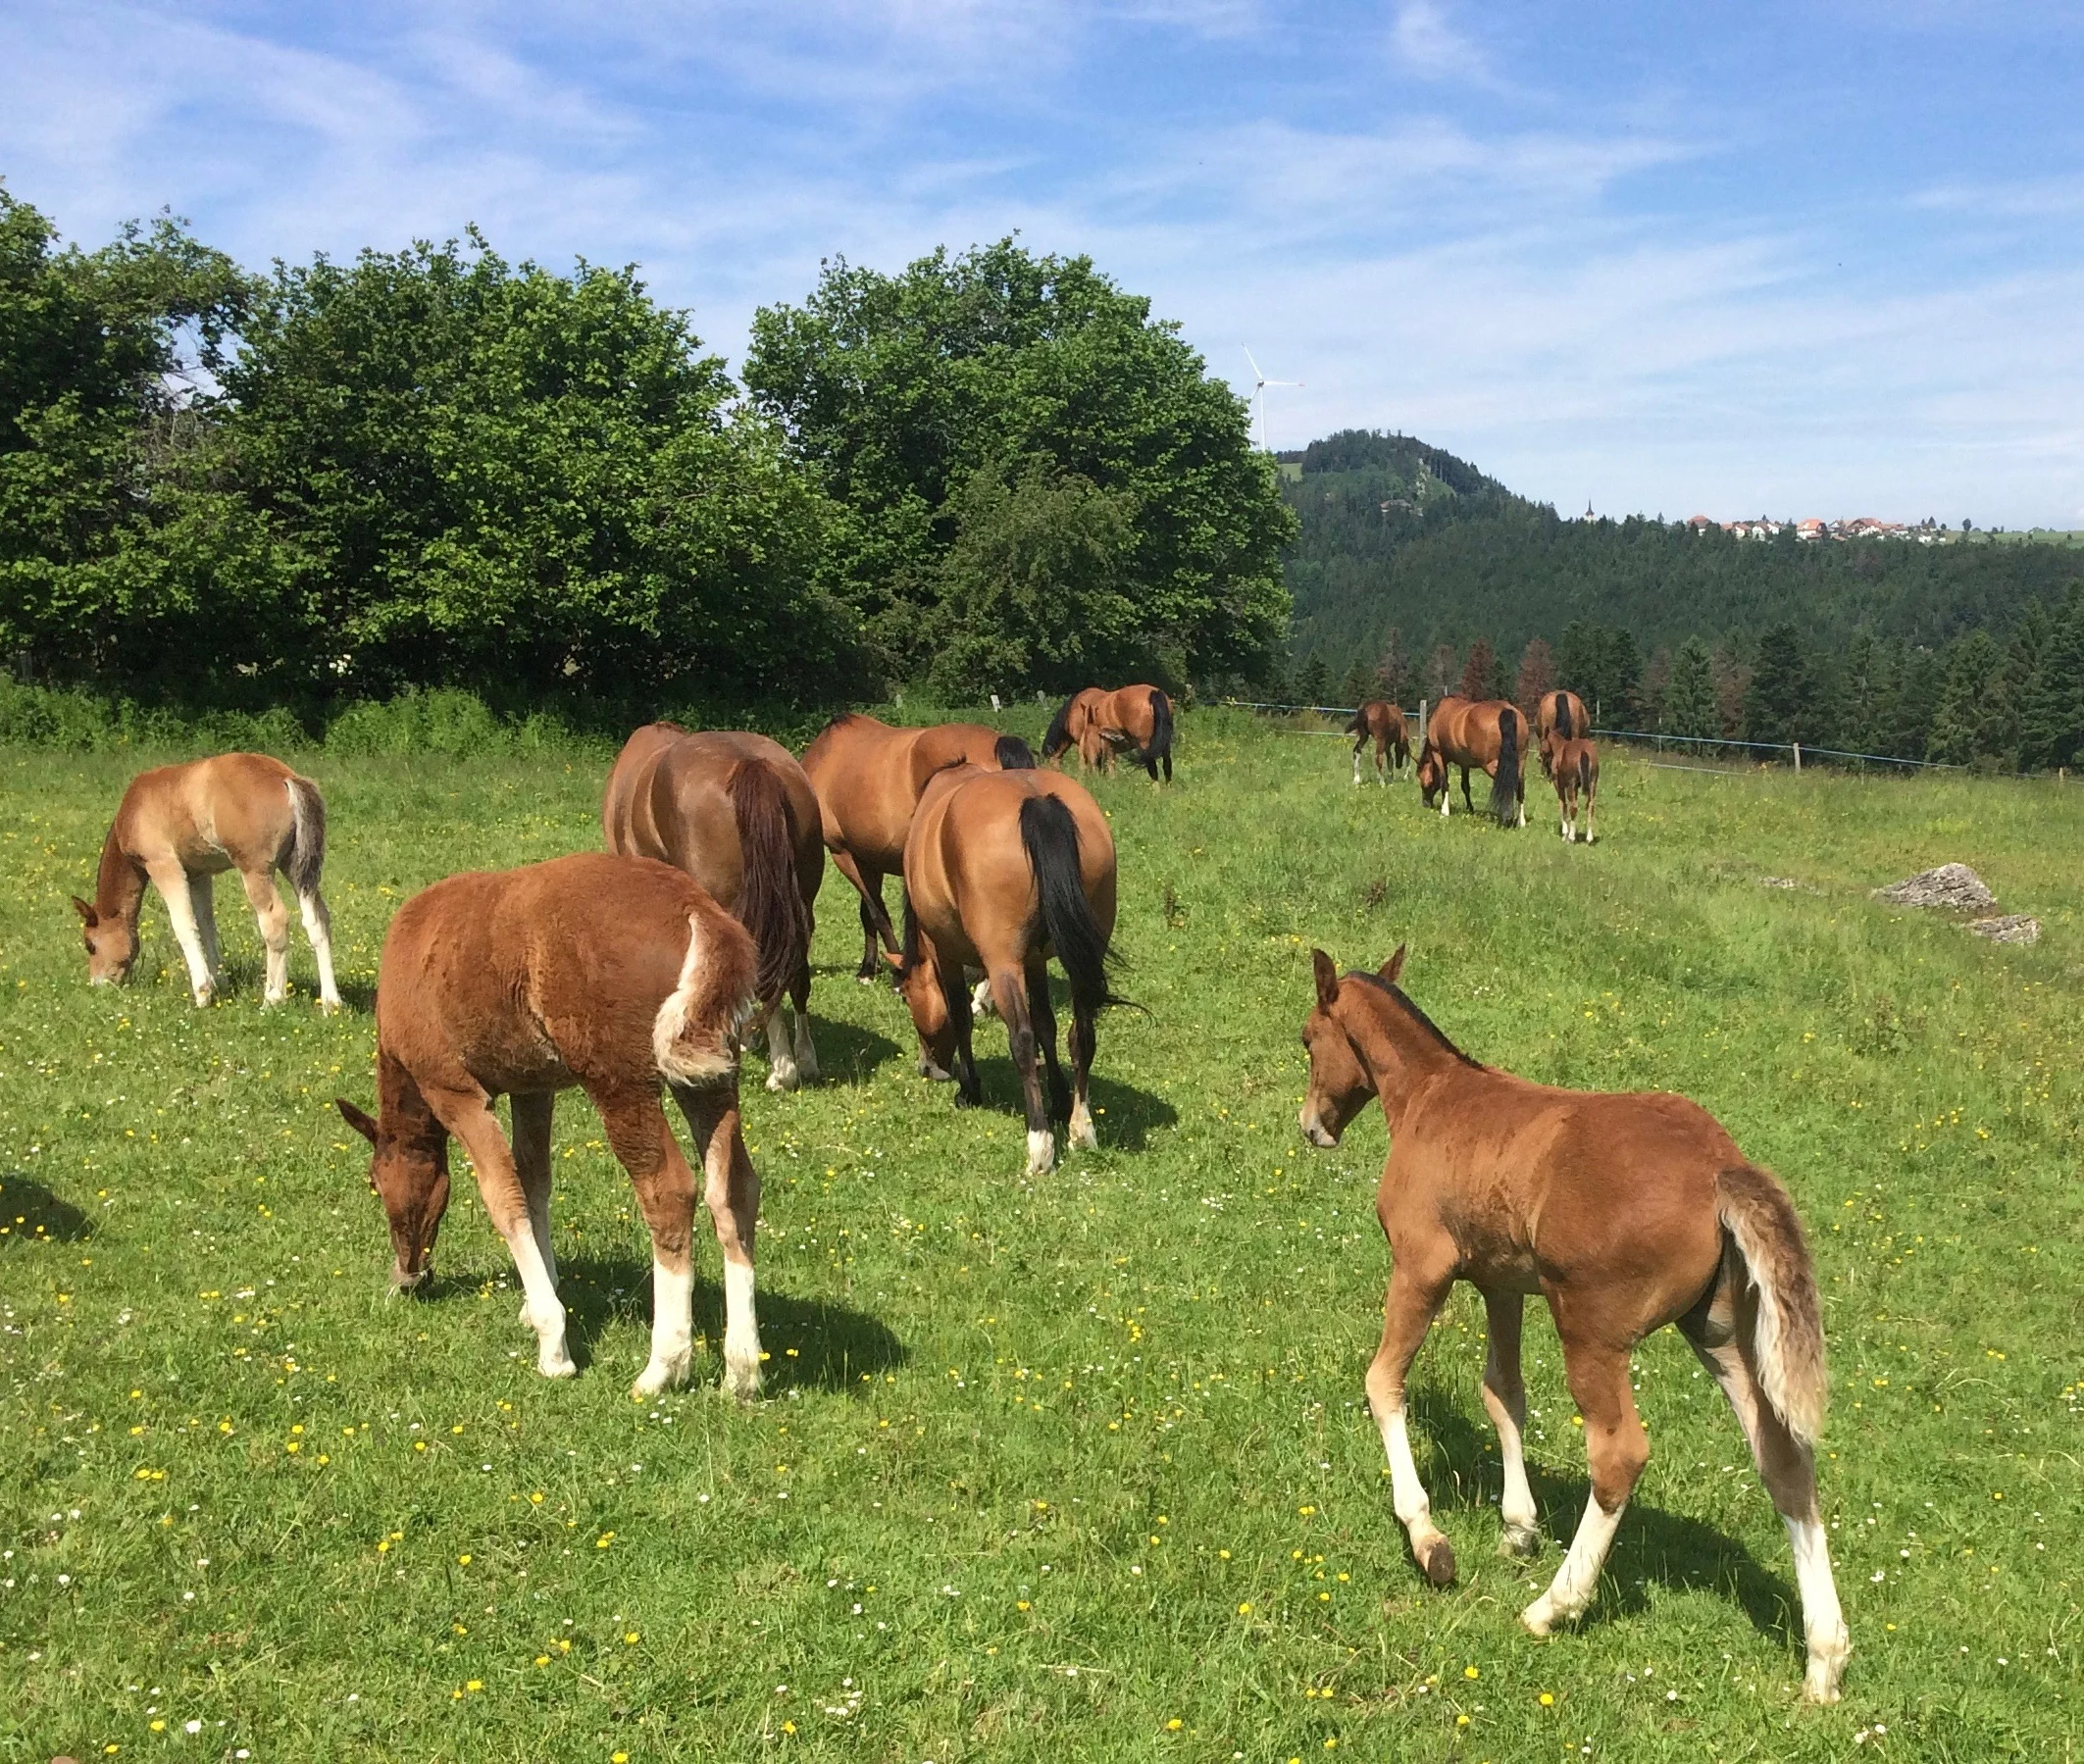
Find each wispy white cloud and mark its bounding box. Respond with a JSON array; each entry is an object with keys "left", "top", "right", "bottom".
[{"left": 1389, "top": 2, "right": 1494, "bottom": 85}]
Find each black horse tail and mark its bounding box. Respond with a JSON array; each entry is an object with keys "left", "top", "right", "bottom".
[
  {"left": 1346, "top": 704, "right": 1367, "bottom": 737},
  {"left": 727, "top": 758, "right": 812, "bottom": 1010},
  {"left": 1019, "top": 794, "right": 1125, "bottom": 1020},
  {"left": 1491, "top": 707, "right": 1523, "bottom": 828},
  {"left": 1042, "top": 693, "right": 1080, "bottom": 758},
  {"left": 995, "top": 733, "right": 1038, "bottom": 770},
  {"left": 1144, "top": 688, "right": 1175, "bottom": 782},
  {"left": 1553, "top": 692, "right": 1574, "bottom": 739}
]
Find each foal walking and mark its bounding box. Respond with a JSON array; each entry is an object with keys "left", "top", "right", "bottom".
[
  {"left": 1347, "top": 700, "right": 1411, "bottom": 784},
  {"left": 337, "top": 853, "right": 766, "bottom": 1398},
  {"left": 73, "top": 753, "right": 341, "bottom": 1009},
  {"left": 1298, "top": 946, "right": 1848, "bottom": 1702},
  {"left": 1551, "top": 736, "right": 1600, "bottom": 842}
]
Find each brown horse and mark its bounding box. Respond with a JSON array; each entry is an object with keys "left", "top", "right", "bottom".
[
  {"left": 1537, "top": 689, "right": 1592, "bottom": 779},
  {"left": 800, "top": 713, "right": 1035, "bottom": 981},
  {"left": 891, "top": 765, "right": 1119, "bottom": 1175},
  {"left": 73, "top": 752, "right": 341, "bottom": 1010},
  {"left": 336, "top": 852, "right": 767, "bottom": 1398},
  {"left": 1042, "top": 684, "right": 1175, "bottom": 781},
  {"left": 602, "top": 724, "right": 824, "bottom": 1090},
  {"left": 1347, "top": 700, "right": 1411, "bottom": 784},
  {"left": 1298, "top": 946, "right": 1847, "bottom": 1702},
  {"left": 1417, "top": 696, "right": 1526, "bottom": 827},
  {"left": 1552, "top": 735, "right": 1600, "bottom": 842}
]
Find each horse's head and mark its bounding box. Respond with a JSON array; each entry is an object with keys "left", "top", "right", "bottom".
[
  {"left": 337, "top": 1096, "right": 451, "bottom": 1291},
  {"left": 1415, "top": 749, "right": 1445, "bottom": 808},
  {"left": 1298, "top": 945, "right": 1403, "bottom": 1146},
  {"left": 71, "top": 895, "right": 137, "bottom": 986},
  {"left": 886, "top": 944, "right": 958, "bottom": 1080}
]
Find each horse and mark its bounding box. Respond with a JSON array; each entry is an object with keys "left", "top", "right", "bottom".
[
  {"left": 335, "top": 852, "right": 767, "bottom": 1399},
  {"left": 1042, "top": 684, "right": 1175, "bottom": 781},
  {"left": 1347, "top": 700, "right": 1411, "bottom": 784},
  {"left": 72, "top": 752, "right": 341, "bottom": 1011},
  {"left": 1552, "top": 736, "right": 1600, "bottom": 842},
  {"left": 1537, "top": 689, "right": 1592, "bottom": 779},
  {"left": 1416, "top": 696, "right": 1526, "bottom": 827},
  {"left": 1297, "top": 945, "right": 1848, "bottom": 1702},
  {"left": 799, "top": 713, "right": 1035, "bottom": 981},
  {"left": 602, "top": 724, "right": 824, "bottom": 1091},
  {"left": 890, "top": 764, "right": 1120, "bottom": 1176}
]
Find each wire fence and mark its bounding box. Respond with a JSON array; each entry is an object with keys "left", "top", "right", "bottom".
[{"left": 1219, "top": 700, "right": 1965, "bottom": 772}]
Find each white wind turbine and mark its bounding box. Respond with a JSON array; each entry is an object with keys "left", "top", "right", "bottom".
[{"left": 1242, "top": 347, "right": 1301, "bottom": 452}]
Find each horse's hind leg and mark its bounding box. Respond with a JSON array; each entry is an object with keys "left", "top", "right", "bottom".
[
  {"left": 296, "top": 883, "right": 342, "bottom": 1011},
  {"left": 1479, "top": 1289, "right": 1541, "bottom": 1555},
  {"left": 1066, "top": 998, "right": 1098, "bottom": 1151},
  {"left": 1680, "top": 1298, "right": 1848, "bottom": 1701},
  {"left": 671, "top": 1082, "right": 763, "bottom": 1400},
  {"left": 1366, "top": 1253, "right": 1458, "bottom": 1586},
  {"left": 238, "top": 867, "right": 292, "bottom": 1005},
  {"left": 992, "top": 963, "right": 1054, "bottom": 1175},
  {"left": 1027, "top": 961, "right": 1071, "bottom": 1126},
  {"left": 785, "top": 950, "right": 818, "bottom": 1084},
  {"left": 188, "top": 872, "right": 222, "bottom": 985},
  {"left": 511, "top": 1090, "right": 558, "bottom": 1315},
  {"left": 1523, "top": 1333, "right": 1645, "bottom": 1636}
]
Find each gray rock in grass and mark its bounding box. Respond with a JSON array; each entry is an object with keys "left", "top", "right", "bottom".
[
  {"left": 1874, "top": 864, "right": 1997, "bottom": 912},
  {"left": 1968, "top": 915, "right": 2040, "bottom": 945}
]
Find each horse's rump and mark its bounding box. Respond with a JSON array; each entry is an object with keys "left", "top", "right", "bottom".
[{"left": 726, "top": 757, "right": 813, "bottom": 1009}]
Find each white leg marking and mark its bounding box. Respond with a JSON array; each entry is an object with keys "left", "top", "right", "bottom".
[
  {"left": 1522, "top": 1493, "right": 1625, "bottom": 1634},
  {"left": 1381, "top": 1403, "right": 1452, "bottom": 1574},
  {"left": 1026, "top": 1127, "right": 1057, "bottom": 1176},
  {"left": 720, "top": 1257, "right": 761, "bottom": 1400},
  {"left": 1440, "top": 798, "right": 1450, "bottom": 818},
  {"left": 633, "top": 1259, "right": 695, "bottom": 1397},
  {"left": 1496, "top": 1427, "right": 1539, "bottom": 1553},
  {"left": 506, "top": 1225, "right": 575, "bottom": 1379},
  {"left": 791, "top": 1000, "right": 819, "bottom": 1084},
  {"left": 971, "top": 977, "right": 997, "bottom": 1020},
  {"left": 1787, "top": 1515, "right": 1850, "bottom": 1702},
  {"left": 299, "top": 890, "right": 342, "bottom": 1011},
  {"left": 152, "top": 866, "right": 215, "bottom": 1005},
  {"left": 765, "top": 1001, "right": 801, "bottom": 1092},
  {"left": 189, "top": 874, "right": 221, "bottom": 981},
  {"left": 1068, "top": 1094, "right": 1097, "bottom": 1151},
  {"left": 1352, "top": 752, "right": 1362, "bottom": 785}
]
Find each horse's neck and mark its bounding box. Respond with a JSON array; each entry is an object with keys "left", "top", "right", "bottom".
[
  {"left": 1346, "top": 986, "right": 1461, "bottom": 1124},
  {"left": 94, "top": 823, "right": 145, "bottom": 926},
  {"left": 378, "top": 1051, "right": 446, "bottom": 1154}
]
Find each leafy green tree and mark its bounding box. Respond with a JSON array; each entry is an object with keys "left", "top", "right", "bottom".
[
  {"left": 1745, "top": 623, "right": 1816, "bottom": 746},
  {"left": 745, "top": 239, "right": 1295, "bottom": 689},
  {"left": 220, "top": 231, "right": 852, "bottom": 701},
  {"left": 1660, "top": 636, "right": 1717, "bottom": 739}
]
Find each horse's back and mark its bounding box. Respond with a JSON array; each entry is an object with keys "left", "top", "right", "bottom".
[{"left": 119, "top": 751, "right": 301, "bottom": 868}]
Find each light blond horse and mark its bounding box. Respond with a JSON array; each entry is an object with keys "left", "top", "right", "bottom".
[{"left": 74, "top": 752, "right": 341, "bottom": 1009}]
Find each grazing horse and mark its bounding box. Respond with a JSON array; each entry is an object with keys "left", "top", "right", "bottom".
[
  {"left": 73, "top": 752, "right": 341, "bottom": 1010},
  {"left": 1552, "top": 736, "right": 1600, "bottom": 842},
  {"left": 1537, "top": 689, "right": 1592, "bottom": 779},
  {"left": 891, "top": 765, "right": 1120, "bottom": 1175},
  {"left": 800, "top": 713, "right": 1035, "bottom": 981},
  {"left": 603, "top": 724, "right": 823, "bottom": 1091},
  {"left": 336, "top": 852, "right": 767, "bottom": 1398},
  {"left": 1417, "top": 696, "right": 1526, "bottom": 827},
  {"left": 1298, "top": 946, "right": 1848, "bottom": 1702},
  {"left": 1042, "top": 684, "right": 1175, "bottom": 781},
  {"left": 1347, "top": 699, "right": 1411, "bottom": 784}
]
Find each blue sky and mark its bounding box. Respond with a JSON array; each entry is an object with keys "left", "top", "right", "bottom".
[{"left": 4, "top": 1, "right": 2081, "bottom": 525}]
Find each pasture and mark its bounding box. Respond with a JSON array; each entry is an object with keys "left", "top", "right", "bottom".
[{"left": 4, "top": 711, "right": 2081, "bottom": 1762}]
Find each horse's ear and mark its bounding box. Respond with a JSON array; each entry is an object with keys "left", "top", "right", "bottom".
[
  {"left": 71, "top": 895, "right": 97, "bottom": 926},
  {"left": 335, "top": 1098, "right": 379, "bottom": 1144},
  {"left": 1311, "top": 948, "right": 1340, "bottom": 1010},
  {"left": 1380, "top": 944, "right": 1407, "bottom": 986}
]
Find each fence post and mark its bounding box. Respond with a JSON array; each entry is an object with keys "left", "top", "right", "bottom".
[
  {"left": 1417, "top": 697, "right": 1428, "bottom": 750},
  {"left": 1793, "top": 741, "right": 1802, "bottom": 773}
]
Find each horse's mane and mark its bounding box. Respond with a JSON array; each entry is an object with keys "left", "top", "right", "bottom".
[
  {"left": 816, "top": 710, "right": 861, "bottom": 737},
  {"left": 1346, "top": 971, "right": 1482, "bottom": 1069}
]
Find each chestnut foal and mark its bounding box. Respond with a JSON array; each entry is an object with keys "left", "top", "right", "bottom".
[
  {"left": 1552, "top": 736, "right": 1600, "bottom": 842},
  {"left": 73, "top": 752, "right": 341, "bottom": 1010},
  {"left": 1536, "top": 689, "right": 1592, "bottom": 780},
  {"left": 336, "top": 853, "right": 766, "bottom": 1399},
  {"left": 892, "top": 765, "right": 1119, "bottom": 1175},
  {"left": 1299, "top": 947, "right": 1848, "bottom": 1702},
  {"left": 1347, "top": 700, "right": 1411, "bottom": 784}
]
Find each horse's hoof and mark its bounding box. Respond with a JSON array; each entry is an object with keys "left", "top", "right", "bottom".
[
  {"left": 316, "top": 997, "right": 343, "bottom": 1015},
  {"left": 720, "top": 1357, "right": 762, "bottom": 1404},
  {"left": 1499, "top": 1522, "right": 1542, "bottom": 1559},
  {"left": 1420, "top": 1536, "right": 1457, "bottom": 1587},
  {"left": 1026, "top": 1129, "right": 1057, "bottom": 1176},
  {"left": 1520, "top": 1598, "right": 1556, "bottom": 1637},
  {"left": 537, "top": 1350, "right": 580, "bottom": 1380}
]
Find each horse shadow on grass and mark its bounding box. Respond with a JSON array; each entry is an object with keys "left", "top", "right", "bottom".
[
  {"left": 548, "top": 1250, "right": 906, "bottom": 1393},
  {"left": 0, "top": 1176, "right": 94, "bottom": 1245},
  {"left": 792, "top": 1014, "right": 902, "bottom": 1087},
  {"left": 1407, "top": 1385, "right": 1799, "bottom": 1652},
  {"left": 948, "top": 1059, "right": 1178, "bottom": 1152}
]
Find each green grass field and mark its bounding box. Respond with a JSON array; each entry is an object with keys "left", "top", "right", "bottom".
[{"left": 5, "top": 712, "right": 2081, "bottom": 1763}]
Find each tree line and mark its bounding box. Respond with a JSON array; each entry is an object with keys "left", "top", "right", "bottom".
[{"left": 1, "top": 186, "right": 1293, "bottom": 719}]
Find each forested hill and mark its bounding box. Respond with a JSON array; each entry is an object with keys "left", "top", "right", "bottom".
[{"left": 1281, "top": 428, "right": 2084, "bottom": 680}]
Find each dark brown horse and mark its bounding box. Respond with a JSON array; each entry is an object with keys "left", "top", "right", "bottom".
[
  {"left": 1551, "top": 735, "right": 1600, "bottom": 842},
  {"left": 891, "top": 765, "right": 1119, "bottom": 1175},
  {"left": 1347, "top": 700, "right": 1411, "bottom": 784},
  {"left": 1417, "top": 696, "right": 1526, "bottom": 826},
  {"left": 1537, "top": 689, "right": 1592, "bottom": 779},
  {"left": 799, "top": 713, "right": 1035, "bottom": 981},
  {"left": 336, "top": 853, "right": 766, "bottom": 1399},
  {"left": 73, "top": 752, "right": 341, "bottom": 1010},
  {"left": 603, "top": 725, "right": 824, "bottom": 1090},
  {"left": 1042, "top": 684, "right": 1175, "bottom": 781},
  {"left": 1298, "top": 945, "right": 1847, "bottom": 1702}
]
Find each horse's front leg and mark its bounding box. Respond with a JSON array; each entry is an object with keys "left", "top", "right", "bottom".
[
  {"left": 146, "top": 857, "right": 215, "bottom": 1005},
  {"left": 446, "top": 1095, "right": 575, "bottom": 1378},
  {"left": 1479, "top": 1288, "right": 1541, "bottom": 1554},
  {"left": 1367, "top": 1250, "right": 1459, "bottom": 1585},
  {"left": 672, "top": 1082, "right": 763, "bottom": 1400}
]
